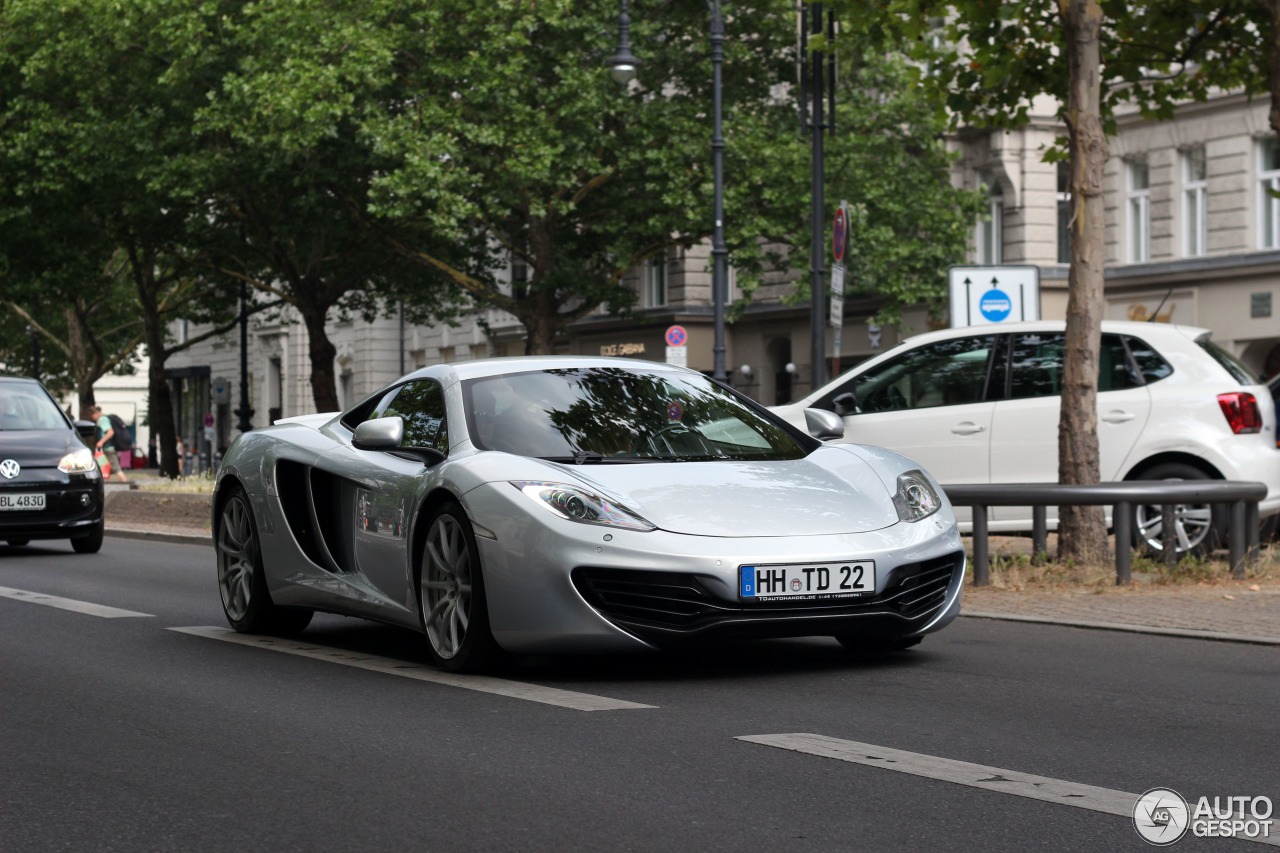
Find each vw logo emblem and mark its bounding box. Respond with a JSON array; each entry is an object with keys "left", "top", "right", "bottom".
[{"left": 0, "top": 459, "right": 20, "bottom": 480}]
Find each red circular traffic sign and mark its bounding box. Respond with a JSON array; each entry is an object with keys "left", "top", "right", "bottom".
[
  {"left": 665, "top": 325, "right": 687, "bottom": 347},
  {"left": 833, "top": 207, "right": 847, "bottom": 262}
]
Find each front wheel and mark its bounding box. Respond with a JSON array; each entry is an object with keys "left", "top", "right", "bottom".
[
  {"left": 419, "top": 502, "right": 498, "bottom": 673},
  {"left": 71, "top": 521, "right": 104, "bottom": 554},
  {"left": 216, "top": 486, "right": 312, "bottom": 635}
]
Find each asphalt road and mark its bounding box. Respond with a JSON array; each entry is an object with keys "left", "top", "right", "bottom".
[{"left": 3, "top": 536, "right": 1277, "bottom": 853}]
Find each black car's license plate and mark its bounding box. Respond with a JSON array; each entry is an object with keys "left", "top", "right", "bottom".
[{"left": 0, "top": 493, "right": 45, "bottom": 510}]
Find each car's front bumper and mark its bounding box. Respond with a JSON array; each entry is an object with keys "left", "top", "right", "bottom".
[
  {"left": 0, "top": 469, "right": 103, "bottom": 541},
  {"left": 466, "top": 482, "right": 965, "bottom": 655}
]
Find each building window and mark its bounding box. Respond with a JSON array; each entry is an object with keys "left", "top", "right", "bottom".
[
  {"left": 1127, "top": 159, "right": 1150, "bottom": 262},
  {"left": 1261, "top": 137, "right": 1280, "bottom": 249},
  {"left": 1056, "top": 162, "right": 1072, "bottom": 264},
  {"left": 438, "top": 346, "right": 455, "bottom": 364},
  {"left": 644, "top": 253, "right": 668, "bottom": 307},
  {"left": 1183, "top": 146, "right": 1206, "bottom": 257},
  {"left": 975, "top": 172, "right": 1002, "bottom": 264}
]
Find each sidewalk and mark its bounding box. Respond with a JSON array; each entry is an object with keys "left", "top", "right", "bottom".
[{"left": 101, "top": 500, "right": 1280, "bottom": 646}]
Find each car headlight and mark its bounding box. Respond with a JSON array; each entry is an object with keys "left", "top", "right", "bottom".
[
  {"left": 511, "top": 481, "right": 655, "bottom": 531},
  {"left": 893, "top": 469, "right": 940, "bottom": 522},
  {"left": 58, "top": 447, "right": 98, "bottom": 475}
]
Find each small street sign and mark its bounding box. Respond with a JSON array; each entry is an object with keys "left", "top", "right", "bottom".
[
  {"left": 833, "top": 204, "right": 848, "bottom": 263},
  {"left": 665, "top": 325, "right": 687, "bottom": 347},
  {"left": 947, "top": 265, "right": 1041, "bottom": 328}
]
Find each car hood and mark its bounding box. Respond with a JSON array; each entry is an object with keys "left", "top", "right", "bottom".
[
  {"left": 554, "top": 446, "right": 898, "bottom": 537},
  {"left": 0, "top": 430, "right": 83, "bottom": 469}
]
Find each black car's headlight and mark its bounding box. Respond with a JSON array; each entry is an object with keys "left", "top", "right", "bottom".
[
  {"left": 511, "top": 481, "right": 655, "bottom": 531},
  {"left": 58, "top": 447, "right": 98, "bottom": 475},
  {"left": 893, "top": 469, "right": 941, "bottom": 522}
]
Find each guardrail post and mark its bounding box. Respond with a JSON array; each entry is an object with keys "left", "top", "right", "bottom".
[
  {"left": 1161, "top": 504, "right": 1177, "bottom": 567},
  {"left": 1032, "top": 506, "right": 1047, "bottom": 562},
  {"left": 1229, "top": 500, "right": 1246, "bottom": 579},
  {"left": 1113, "top": 501, "right": 1131, "bottom": 586},
  {"left": 1245, "top": 502, "right": 1260, "bottom": 568},
  {"left": 972, "top": 505, "right": 989, "bottom": 586}
]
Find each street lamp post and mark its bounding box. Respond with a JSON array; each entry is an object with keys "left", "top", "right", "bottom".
[
  {"left": 610, "top": 0, "right": 729, "bottom": 383},
  {"left": 234, "top": 279, "right": 254, "bottom": 434}
]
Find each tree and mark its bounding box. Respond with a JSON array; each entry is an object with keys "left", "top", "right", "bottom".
[{"left": 827, "top": 0, "right": 1265, "bottom": 564}]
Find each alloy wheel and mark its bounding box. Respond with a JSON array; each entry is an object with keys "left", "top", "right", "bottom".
[
  {"left": 1134, "top": 500, "right": 1214, "bottom": 555},
  {"left": 421, "top": 512, "right": 473, "bottom": 660},
  {"left": 218, "top": 494, "right": 256, "bottom": 622}
]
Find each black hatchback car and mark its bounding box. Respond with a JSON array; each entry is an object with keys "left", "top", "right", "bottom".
[{"left": 0, "top": 377, "right": 104, "bottom": 552}]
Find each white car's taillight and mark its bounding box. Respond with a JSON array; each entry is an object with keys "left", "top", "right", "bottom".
[{"left": 1217, "top": 392, "right": 1263, "bottom": 435}]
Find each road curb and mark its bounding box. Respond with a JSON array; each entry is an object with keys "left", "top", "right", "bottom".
[
  {"left": 106, "top": 527, "right": 211, "bottom": 547},
  {"left": 960, "top": 610, "right": 1280, "bottom": 646}
]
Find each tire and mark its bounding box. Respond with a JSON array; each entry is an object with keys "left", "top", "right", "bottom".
[
  {"left": 216, "top": 486, "right": 313, "bottom": 635},
  {"left": 1131, "top": 462, "right": 1225, "bottom": 560},
  {"left": 419, "top": 502, "right": 498, "bottom": 673},
  {"left": 7, "top": 538, "right": 30, "bottom": 547},
  {"left": 70, "top": 522, "right": 104, "bottom": 554},
  {"left": 835, "top": 635, "right": 922, "bottom": 654}
]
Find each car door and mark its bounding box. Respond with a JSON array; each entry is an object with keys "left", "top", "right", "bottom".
[
  {"left": 819, "top": 333, "right": 1001, "bottom": 525},
  {"left": 320, "top": 379, "right": 451, "bottom": 617},
  {"left": 990, "top": 333, "right": 1151, "bottom": 525}
]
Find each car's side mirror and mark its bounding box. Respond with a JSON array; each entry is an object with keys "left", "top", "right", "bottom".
[
  {"left": 832, "top": 391, "right": 858, "bottom": 417},
  {"left": 353, "top": 416, "right": 404, "bottom": 450},
  {"left": 804, "top": 408, "right": 845, "bottom": 441},
  {"left": 74, "top": 420, "right": 97, "bottom": 442}
]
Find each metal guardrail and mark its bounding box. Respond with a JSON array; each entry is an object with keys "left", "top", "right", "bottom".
[{"left": 942, "top": 481, "right": 1267, "bottom": 586}]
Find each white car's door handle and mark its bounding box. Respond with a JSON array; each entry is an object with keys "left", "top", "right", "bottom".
[
  {"left": 1102, "top": 411, "right": 1137, "bottom": 424},
  {"left": 951, "top": 422, "right": 987, "bottom": 435}
]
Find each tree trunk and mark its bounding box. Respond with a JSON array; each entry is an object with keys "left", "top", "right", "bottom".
[
  {"left": 65, "top": 306, "right": 97, "bottom": 418},
  {"left": 519, "top": 291, "right": 561, "bottom": 355},
  {"left": 1056, "top": 0, "right": 1110, "bottom": 566},
  {"left": 132, "top": 258, "right": 181, "bottom": 479},
  {"left": 1264, "top": 0, "right": 1280, "bottom": 139},
  {"left": 294, "top": 293, "right": 339, "bottom": 413}
]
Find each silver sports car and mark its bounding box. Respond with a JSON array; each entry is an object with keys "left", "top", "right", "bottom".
[{"left": 213, "top": 357, "right": 965, "bottom": 672}]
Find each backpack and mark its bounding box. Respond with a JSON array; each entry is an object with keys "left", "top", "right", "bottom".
[{"left": 107, "top": 413, "right": 133, "bottom": 451}]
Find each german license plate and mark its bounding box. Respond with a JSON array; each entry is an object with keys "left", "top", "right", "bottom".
[
  {"left": 0, "top": 493, "right": 45, "bottom": 511},
  {"left": 740, "top": 560, "right": 875, "bottom": 600}
]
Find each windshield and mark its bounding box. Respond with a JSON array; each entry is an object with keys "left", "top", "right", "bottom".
[
  {"left": 0, "top": 384, "right": 70, "bottom": 431},
  {"left": 462, "top": 367, "right": 809, "bottom": 462}
]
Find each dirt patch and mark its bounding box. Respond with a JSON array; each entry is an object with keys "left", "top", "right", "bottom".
[{"left": 106, "top": 491, "right": 212, "bottom": 532}]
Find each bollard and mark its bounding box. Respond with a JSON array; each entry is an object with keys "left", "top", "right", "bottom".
[
  {"left": 1113, "top": 501, "right": 1131, "bottom": 586},
  {"left": 1245, "top": 502, "right": 1260, "bottom": 568},
  {"left": 1161, "top": 503, "right": 1177, "bottom": 567},
  {"left": 1229, "top": 500, "right": 1246, "bottom": 579},
  {"left": 1032, "top": 506, "right": 1048, "bottom": 562},
  {"left": 972, "top": 505, "right": 989, "bottom": 586}
]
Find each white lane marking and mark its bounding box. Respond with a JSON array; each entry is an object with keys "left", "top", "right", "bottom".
[
  {"left": 0, "top": 585, "right": 153, "bottom": 618},
  {"left": 170, "top": 626, "right": 656, "bottom": 712},
  {"left": 737, "top": 733, "right": 1280, "bottom": 847}
]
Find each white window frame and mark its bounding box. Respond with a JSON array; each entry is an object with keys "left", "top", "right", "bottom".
[
  {"left": 644, "top": 253, "right": 668, "bottom": 308},
  {"left": 1127, "top": 159, "right": 1151, "bottom": 263},
  {"left": 975, "top": 172, "right": 1003, "bottom": 265},
  {"left": 1182, "top": 146, "right": 1207, "bottom": 257},
  {"left": 1261, "top": 138, "right": 1280, "bottom": 250}
]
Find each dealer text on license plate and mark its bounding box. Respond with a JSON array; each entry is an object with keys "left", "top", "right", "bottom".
[
  {"left": 740, "top": 560, "right": 874, "bottom": 600},
  {"left": 0, "top": 493, "right": 45, "bottom": 511}
]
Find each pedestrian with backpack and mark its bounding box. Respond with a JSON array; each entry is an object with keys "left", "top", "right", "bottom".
[{"left": 90, "top": 405, "right": 129, "bottom": 483}]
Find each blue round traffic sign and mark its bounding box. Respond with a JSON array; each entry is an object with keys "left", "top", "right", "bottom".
[
  {"left": 665, "top": 325, "right": 687, "bottom": 347},
  {"left": 979, "top": 289, "right": 1012, "bottom": 322}
]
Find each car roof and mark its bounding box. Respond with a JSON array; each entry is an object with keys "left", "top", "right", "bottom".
[
  {"left": 896, "top": 319, "right": 1210, "bottom": 349},
  {"left": 398, "top": 355, "right": 702, "bottom": 385}
]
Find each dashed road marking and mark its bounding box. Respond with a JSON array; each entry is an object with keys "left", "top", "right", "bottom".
[
  {"left": 737, "top": 733, "right": 1280, "bottom": 847},
  {"left": 0, "top": 585, "right": 153, "bottom": 618},
  {"left": 170, "top": 626, "right": 656, "bottom": 712}
]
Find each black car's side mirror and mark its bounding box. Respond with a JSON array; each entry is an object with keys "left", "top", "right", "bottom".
[
  {"left": 74, "top": 420, "right": 97, "bottom": 442},
  {"left": 833, "top": 392, "right": 858, "bottom": 417}
]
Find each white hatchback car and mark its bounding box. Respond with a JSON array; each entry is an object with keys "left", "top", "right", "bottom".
[{"left": 774, "top": 320, "right": 1280, "bottom": 556}]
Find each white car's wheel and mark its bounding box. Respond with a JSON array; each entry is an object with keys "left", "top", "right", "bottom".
[
  {"left": 217, "top": 486, "right": 312, "bottom": 634},
  {"left": 420, "top": 502, "right": 497, "bottom": 672},
  {"left": 1131, "top": 463, "right": 1225, "bottom": 560}
]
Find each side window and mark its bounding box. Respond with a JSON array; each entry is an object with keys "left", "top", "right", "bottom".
[
  {"left": 1099, "top": 334, "right": 1143, "bottom": 392},
  {"left": 376, "top": 381, "right": 449, "bottom": 452},
  {"left": 1008, "top": 333, "right": 1064, "bottom": 399},
  {"left": 841, "top": 335, "right": 997, "bottom": 413},
  {"left": 1125, "top": 336, "right": 1174, "bottom": 385}
]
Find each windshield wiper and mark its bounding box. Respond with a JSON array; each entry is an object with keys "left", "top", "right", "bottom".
[{"left": 537, "top": 452, "right": 657, "bottom": 464}]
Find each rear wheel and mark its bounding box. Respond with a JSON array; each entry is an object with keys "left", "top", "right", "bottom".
[
  {"left": 1131, "top": 462, "right": 1225, "bottom": 560},
  {"left": 70, "top": 521, "right": 104, "bottom": 554},
  {"left": 216, "top": 486, "right": 312, "bottom": 635},
  {"left": 419, "top": 502, "right": 497, "bottom": 673}
]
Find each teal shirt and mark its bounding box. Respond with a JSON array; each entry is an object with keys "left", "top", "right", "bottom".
[{"left": 96, "top": 415, "right": 113, "bottom": 449}]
